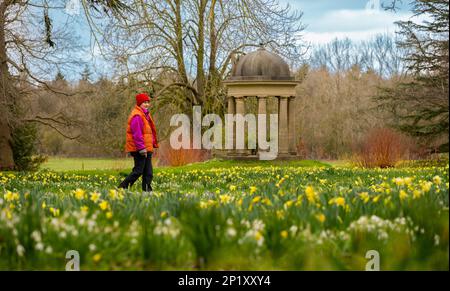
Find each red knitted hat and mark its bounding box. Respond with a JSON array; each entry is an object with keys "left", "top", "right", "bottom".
[{"left": 136, "top": 93, "right": 151, "bottom": 106}]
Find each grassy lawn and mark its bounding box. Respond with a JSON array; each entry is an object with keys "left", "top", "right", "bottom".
[
  {"left": 2, "top": 156, "right": 447, "bottom": 270},
  {"left": 41, "top": 157, "right": 135, "bottom": 172},
  {"left": 41, "top": 157, "right": 331, "bottom": 173}
]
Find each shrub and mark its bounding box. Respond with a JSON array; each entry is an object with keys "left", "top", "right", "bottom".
[
  {"left": 12, "top": 122, "right": 47, "bottom": 171},
  {"left": 155, "top": 141, "right": 211, "bottom": 167},
  {"left": 352, "top": 127, "right": 408, "bottom": 168}
]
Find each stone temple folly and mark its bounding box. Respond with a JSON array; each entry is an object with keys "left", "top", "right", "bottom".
[{"left": 223, "top": 45, "right": 300, "bottom": 159}]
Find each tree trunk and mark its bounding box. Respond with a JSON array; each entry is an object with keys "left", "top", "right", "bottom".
[
  {"left": 0, "top": 1, "right": 15, "bottom": 170},
  {"left": 195, "top": 0, "right": 207, "bottom": 103}
]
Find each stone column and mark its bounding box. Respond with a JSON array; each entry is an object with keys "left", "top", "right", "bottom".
[
  {"left": 288, "top": 96, "right": 296, "bottom": 155},
  {"left": 278, "top": 96, "right": 289, "bottom": 155},
  {"left": 227, "top": 96, "right": 236, "bottom": 156},
  {"left": 235, "top": 96, "right": 247, "bottom": 156},
  {"left": 257, "top": 96, "right": 267, "bottom": 154}
]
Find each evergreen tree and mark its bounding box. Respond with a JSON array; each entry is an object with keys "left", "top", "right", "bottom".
[{"left": 376, "top": 0, "right": 449, "bottom": 152}]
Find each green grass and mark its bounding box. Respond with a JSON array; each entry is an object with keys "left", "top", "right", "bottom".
[
  {"left": 41, "top": 157, "right": 134, "bottom": 172},
  {"left": 41, "top": 157, "right": 330, "bottom": 174},
  {"left": 3, "top": 157, "right": 447, "bottom": 270}
]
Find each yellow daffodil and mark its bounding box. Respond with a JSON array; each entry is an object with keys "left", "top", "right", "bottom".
[
  {"left": 315, "top": 213, "right": 326, "bottom": 223},
  {"left": 74, "top": 188, "right": 86, "bottom": 200},
  {"left": 252, "top": 196, "right": 261, "bottom": 203},
  {"left": 92, "top": 253, "right": 102, "bottom": 263},
  {"left": 358, "top": 192, "right": 370, "bottom": 203},
  {"left": 220, "top": 194, "right": 232, "bottom": 204},
  {"left": 90, "top": 192, "right": 101, "bottom": 203},
  {"left": 99, "top": 200, "right": 109, "bottom": 211},
  {"left": 399, "top": 190, "right": 408, "bottom": 200},
  {"left": 305, "top": 186, "right": 318, "bottom": 203},
  {"left": 433, "top": 176, "right": 442, "bottom": 185}
]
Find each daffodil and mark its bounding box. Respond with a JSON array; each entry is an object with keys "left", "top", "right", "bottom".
[
  {"left": 358, "top": 192, "right": 370, "bottom": 203},
  {"left": 305, "top": 186, "right": 318, "bottom": 203},
  {"left": 99, "top": 200, "right": 109, "bottom": 211},
  {"left": 280, "top": 230, "right": 288, "bottom": 239},
  {"left": 90, "top": 192, "right": 101, "bottom": 203},
  {"left": 92, "top": 253, "right": 102, "bottom": 263},
  {"left": 220, "top": 194, "right": 232, "bottom": 204},
  {"left": 108, "top": 189, "right": 117, "bottom": 200},
  {"left": 74, "top": 188, "right": 86, "bottom": 200},
  {"left": 433, "top": 176, "right": 442, "bottom": 185},
  {"left": 399, "top": 190, "right": 408, "bottom": 200},
  {"left": 251, "top": 196, "right": 261, "bottom": 203},
  {"left": 315, "top": 213, "right": 326, "bottom": 223}
]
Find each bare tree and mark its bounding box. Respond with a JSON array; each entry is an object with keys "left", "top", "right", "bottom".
[
  {"left": 0, "top": 0, "right": 129, "bottom": 169},
  {"left": 93, "top": 0, "right": 306, "bottom": 118}
]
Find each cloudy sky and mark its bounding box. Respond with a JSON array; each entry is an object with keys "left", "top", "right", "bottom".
[
  {"left": 282, "top": 0, "right": 418, "bottom": 45},
  {"left": 53, "top": 0, "right": 423, "bottom": 80}
]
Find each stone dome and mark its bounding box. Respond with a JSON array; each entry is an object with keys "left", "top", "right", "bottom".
[{"left": 230, "top": 46, "right": 293, "bottom": 80}]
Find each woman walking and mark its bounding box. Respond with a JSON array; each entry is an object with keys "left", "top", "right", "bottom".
[{"left": 119, "top": 93, "right": 158, "bottom": 192}]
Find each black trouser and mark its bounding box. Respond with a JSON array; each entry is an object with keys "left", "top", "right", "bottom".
[{"left": 119, "top": 151, "right": 153, "bottom": 191}]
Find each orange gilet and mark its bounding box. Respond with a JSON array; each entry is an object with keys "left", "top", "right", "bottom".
[{"left": 125, "top": 106, "right": 155, "bottom": 152}]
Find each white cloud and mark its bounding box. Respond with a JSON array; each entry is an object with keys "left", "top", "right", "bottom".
[
  {"left": 303, "top": 8, "right": 429, "bottom": 45},
  {"left": 311, "top": 9, "right": 410, "bottom": 32}
]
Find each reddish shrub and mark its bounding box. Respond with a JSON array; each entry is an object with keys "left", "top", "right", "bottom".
[
  {"left": 353, "top": 128, "right": 409, "bottom": 168},
  {"left": 154, "top": 141, "right": 211, "bottom": 167}
]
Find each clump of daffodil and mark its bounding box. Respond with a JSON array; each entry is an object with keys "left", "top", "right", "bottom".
[
  {"left": 49, "top": 207, "right": 60, "bottom": 217},
  {"left": 329, "top": 197, "right": 346, "bottom": 207},
  {"left": 421, "top": 181, "right": 432, "bottom": 192},
  {"left": 219, "top": 194, "right": 232, "bottom": 204},
  {"left": 372, "top": 195, "right": 382, "bottom": 203},
  {"left": 199, "top": 201, "right": 208, "bottom": 209},
  {"left": 358, "top": 192, "right": 370, "bottom": 204},
  {"left": 413, "top": 190, "right": 422, "bottom": 199},
  {"left": 284, "top": 200, "right": 294, "bottom": 209},
  {"left": 433, "top": 175, "right": 442, "bottom": 185},
  {"left": 92, "top": 253, "right": 102, "bottom": 263},
  {"left": 251, "top": 196, "right": 261, "bottom": 204},
  {"left": 399, "top": 190, "right": 408, "bottom": 201},
  {"left": 74, "top": 188, "right": 86, "bottom": 200},
  {"left": 249, "top": 186, "right": 257, "bottom": 194},
  {"left": 261, "top": 197, "right": 272, "bottom": 206},
  {"left": 229, "top": 185, "right": 237, "bottom": 191},
  {"left": 4, "top": 191, "right": 19, "bottom": 202},
  {"left": 108, "top": 189, "right": 118, "bottom": 200},
  {"left": 276, "top": 210, "right": 285, "bottom": 219},
  {"left": 99, "top": 200, "right": 110, "bottom": 211},
  {"left": 90, "top": 192, "right": 101, "bottom": 203},
  {"left": 305, "top": 186, "right": 318, "bottom": 204},
  {"left": 315, "top": 213, "right": 326, "bottom": 223}
]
